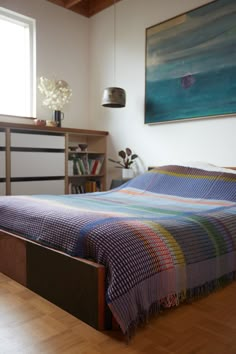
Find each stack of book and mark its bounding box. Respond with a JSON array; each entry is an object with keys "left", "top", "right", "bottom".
[
  {"left": 69, "top": 180, "right": 102, "bottom": 194},
  {"left": 85, "top": 181, "right": 97, "bottom": 192},
  {"left": 68, "top": 156, "right": 104, "bottom": 176},
  {"left": 88, "top": 157, "right": 104, "bottom": 175}
]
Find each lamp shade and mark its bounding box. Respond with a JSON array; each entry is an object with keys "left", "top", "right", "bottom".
[{"left": 101, "top": 87, "right": 126, "bottom": 108}]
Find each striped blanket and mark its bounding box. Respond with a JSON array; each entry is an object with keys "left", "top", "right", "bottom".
[{"left": 0, "top": 165, "right": 236, "bottom": 335}]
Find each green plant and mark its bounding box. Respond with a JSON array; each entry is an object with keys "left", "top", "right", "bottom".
[{"left": 109, "top": 148, "right": 138, "bottom": 169}]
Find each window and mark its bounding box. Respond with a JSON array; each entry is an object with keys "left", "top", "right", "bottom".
[{"left": 0, "top": 7, "right": 36, "bottom": 117}]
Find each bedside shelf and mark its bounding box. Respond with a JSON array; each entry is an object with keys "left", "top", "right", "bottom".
[{"left": 110, "top": 179, "right": 130, "bottom": 189}]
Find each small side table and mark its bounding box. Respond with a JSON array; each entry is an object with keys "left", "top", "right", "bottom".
[{"left": 110, "top": 179, "right": 130, "bottom": 189}]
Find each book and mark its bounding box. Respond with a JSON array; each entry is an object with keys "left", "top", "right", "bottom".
[
  {"left": 91, "top": 160, "right": 99, "bottom": 175},
  {"left": 95, "top": 157, "right": 104, "bottom": 175},
  {"left": 73, "top": 159, "right": 79, "bottom": 175},
  {"left": 90, "top": 181, "right": 97, "bottom": 192},
  {"left": 81, "top": 155, "right": 89, "bottom": 174},
  {"left": 85, "top": 181, "right": 91, "bottom": 193},
  {"left": 68, "top": 160, "right": 73, "bottom": 176},
  {"left": 78, "top": 158, "right": 85, "bottom": 174}
]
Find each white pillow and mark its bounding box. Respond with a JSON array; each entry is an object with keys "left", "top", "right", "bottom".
[{"left": 179, "top": 161, "right": 236, "bottom": 174}]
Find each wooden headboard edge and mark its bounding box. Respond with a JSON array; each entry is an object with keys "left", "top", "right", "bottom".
[{"left": 148, "top": 165, "right": 236, "bottom": 171}]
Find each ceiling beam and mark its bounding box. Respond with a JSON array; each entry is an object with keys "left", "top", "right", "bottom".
[
  {"left": 47, "top": 0, "right": 65, "bottom": 7},
  {"left": 88, "top": 0, "right": 122, "bottom": 17},
  {"left": 64, "top": 0, "right": 82, "bottom": 8},
  {"left": 47, "top": 0, "right": 123, "bottom": 17}
]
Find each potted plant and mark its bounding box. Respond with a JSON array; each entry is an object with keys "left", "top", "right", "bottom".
[{"left": 109, "top": 148, "right": 138, "bottom": 178}]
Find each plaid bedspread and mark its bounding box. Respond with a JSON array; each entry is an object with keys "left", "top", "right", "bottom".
[{"left": 0, "top": 165, "right": 236, "bottom": 335}]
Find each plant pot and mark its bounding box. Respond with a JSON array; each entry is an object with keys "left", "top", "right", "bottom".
[{"left": 122, "top": 168, "right": 134, "bottom": 179}]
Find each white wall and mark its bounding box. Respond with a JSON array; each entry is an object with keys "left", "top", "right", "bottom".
[
  {"left": 1, "top": 0, "right": 236, "bottom": 186},
  {"left": 89, "top": 0, "right": 236, "bottom": 183},
  {"left": 0, "top": 0, "right": 89, "bottom": 128}
]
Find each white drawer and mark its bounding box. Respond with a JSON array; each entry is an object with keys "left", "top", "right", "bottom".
[
  {"left": 0, "top": 131, "right": 5, "bottom": 146},
  {"left": 11, "top": 152, "right": 65, "bottom": 177},
  {"left": 0, "top": 151, "right": 5, "bottom": 178},
  {"left": 11, "top": 180, "right": 65, "bottom": 195},
  {"left": 0, "top": 182, "right": 5, "bottom": 196},
  {"left": 11, "top": 132, "right": 65, "bottom": 149}
]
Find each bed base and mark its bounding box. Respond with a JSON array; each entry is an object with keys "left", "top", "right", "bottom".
[{"left": 0, "top": 229, "right": 112, "bottom": 330}]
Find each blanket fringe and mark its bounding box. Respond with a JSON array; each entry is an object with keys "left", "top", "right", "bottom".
[{"left": 125, "top": 271, "right": 236, "bottom": 341}]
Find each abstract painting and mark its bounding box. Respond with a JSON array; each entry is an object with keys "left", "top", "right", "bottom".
[{"left": 145, "top": 0, "right": 236, "bottom": 124}]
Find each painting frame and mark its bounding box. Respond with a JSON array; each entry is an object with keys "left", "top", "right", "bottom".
[{"left": 145, "top": 0, "right": 236, "bottom": 124}]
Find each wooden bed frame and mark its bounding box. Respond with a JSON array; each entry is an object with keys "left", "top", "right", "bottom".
[
  {"left": 0, "top": 229, "right": 112, "bottom": 331},
  {"left": 1, "top": 166, "right": 236, "bottom": 333}
]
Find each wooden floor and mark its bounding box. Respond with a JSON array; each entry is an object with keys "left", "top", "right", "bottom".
[{"left": 0, "top": 272, "right": 236, "bottom": 354}]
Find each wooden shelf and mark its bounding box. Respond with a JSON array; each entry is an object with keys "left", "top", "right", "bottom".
[
  {"left": 0, "top": 121, "right": 108, "bottom": 137},
  {"left": 68, "top": 151, "right": 103, "bottom": 155},
  {"left": 69, "top": 174, "right": 104, "bottom": 178}
]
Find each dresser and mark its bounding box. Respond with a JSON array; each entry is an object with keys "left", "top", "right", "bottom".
[
  {"left": 0, "top": 122, "right": 108, "bottom": 196},
  {"left": 10, "top": 129, "right": 65, "bottom": 195},
  {"left": 0, "top": 129, "right": 6, "bottom": 195}
]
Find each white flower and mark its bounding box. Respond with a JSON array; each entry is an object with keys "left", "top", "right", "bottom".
[{"left": 38, "top": 77, "right": 72, "bottom": 111}]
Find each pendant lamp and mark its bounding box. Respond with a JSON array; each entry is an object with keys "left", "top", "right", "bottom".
[{"left": 101, "top": 0, "right": 126, "bottom": 108}]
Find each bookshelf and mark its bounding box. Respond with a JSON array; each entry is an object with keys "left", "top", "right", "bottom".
[{"left": 65, "top": 131, "right": 107, "bottom": 194}]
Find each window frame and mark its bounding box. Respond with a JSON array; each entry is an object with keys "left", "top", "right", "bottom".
[{"left": 0, "top": 7, "right": 36, "bottom": 118}]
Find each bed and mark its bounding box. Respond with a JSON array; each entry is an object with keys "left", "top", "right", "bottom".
[{"left": 0, "top": 164, "right": 236, "bottom": 337}]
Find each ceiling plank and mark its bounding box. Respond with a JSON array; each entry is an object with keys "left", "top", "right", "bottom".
[{"left": 65, "top": 0, "right": 82, "bottom": 8}]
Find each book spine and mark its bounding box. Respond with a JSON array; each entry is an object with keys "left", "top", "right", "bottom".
[
  {"left": 81, "top": 155, "right": 89, "bottom": 175},
  {"left": 91, "top": 160, "right": 99, "bottom": 175},
  {"left": 78, "top": 158, "right": 85, "bottom": 174},
  {"left": 68, "top": 160, "right": 73, "bottom": 176}
]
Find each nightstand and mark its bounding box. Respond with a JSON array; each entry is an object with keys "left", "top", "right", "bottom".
[{"left": 110, "top": 179, "right": 130, "bottom": 189}]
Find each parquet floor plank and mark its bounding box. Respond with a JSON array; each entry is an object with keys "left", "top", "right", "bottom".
[{"left": 0, "top": 272, "right": 236, "bottom": 353}]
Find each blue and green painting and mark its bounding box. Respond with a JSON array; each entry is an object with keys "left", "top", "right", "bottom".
[{"left": 145, "top": 0, "right": 236, "bottom": 124}]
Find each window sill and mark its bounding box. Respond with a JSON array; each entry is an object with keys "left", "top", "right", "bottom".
[{"left": 0, "top": 113, "right": 35, "bottom": 120}]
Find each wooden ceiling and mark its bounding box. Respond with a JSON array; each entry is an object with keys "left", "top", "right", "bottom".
[{"left": 47, "top": 0, "right": 122, "bottom": 17}]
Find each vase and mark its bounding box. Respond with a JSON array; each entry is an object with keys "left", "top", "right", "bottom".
[
  {"left": 122, "top": 168, "right": 134, "bottom": 179},
  {"left": 53, "top": 110, "right": 64, "bottom": 127}
]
